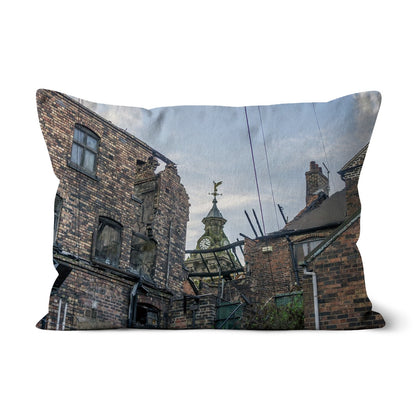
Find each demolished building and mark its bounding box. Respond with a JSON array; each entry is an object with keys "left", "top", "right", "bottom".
[{"left": 37, "top": 90, "right": 190, "bottom": 329}]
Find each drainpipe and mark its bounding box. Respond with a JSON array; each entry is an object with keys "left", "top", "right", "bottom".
[
  {"left": 128, "top": 281, "right": 140, "bottom": 327},
  {"left": 165, "top": 221, "right": 172, "bottom": 289},
  {"left": 62, "top": 302, "right": 68, "bottom": 330},
  {"left": 56, "top": 298, "right": 62, "bottom": 330},
  {"left": 303, "top": 268, "right": 320, "bottom": 330}
]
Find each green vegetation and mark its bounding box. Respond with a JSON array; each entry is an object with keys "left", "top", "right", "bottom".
[{"left": 243, "top": 295, "right": 304, "bottom": 330}]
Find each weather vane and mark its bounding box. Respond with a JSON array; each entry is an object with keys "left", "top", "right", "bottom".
[{"left": 209, "top": 180, "right": 223, "bottom": 199}]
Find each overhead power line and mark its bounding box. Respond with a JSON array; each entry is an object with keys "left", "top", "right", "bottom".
[
  {"left": 244, "top": 107, "right": 266, "bottom": 234},
  {"left": 258, "top": 106, "right": 280, "bottom": 231}
]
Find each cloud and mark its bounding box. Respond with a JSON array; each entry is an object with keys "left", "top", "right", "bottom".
[{"left": 80, "top": 92, "right": 381, "bottom": 249}]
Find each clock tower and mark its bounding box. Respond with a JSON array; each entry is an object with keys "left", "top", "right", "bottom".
[{"left": 185, "top": 181, "right": 236, "bottom": 279}]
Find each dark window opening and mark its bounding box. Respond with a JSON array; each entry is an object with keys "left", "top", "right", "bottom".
[
  {"left": 136, "top": 304, "right": 159, "bottom": 328},
  {"left": 95, "top": 217, "right": 122, "bottom": 267},
  {"left": 70, "top": 125, "right": 99, "bottom": 174},
  {"left": 130, "top": 233, "right": 156, "bottom": 280}
]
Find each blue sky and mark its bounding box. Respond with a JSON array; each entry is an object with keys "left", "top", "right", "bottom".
[{"left": 81, "top": 91, "right": 381, "bottom": 250}]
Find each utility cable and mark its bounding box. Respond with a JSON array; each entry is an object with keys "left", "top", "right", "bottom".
[
  {"left": 244, "top": 106, "right": 266, "bottom": 234},
  {"left": 258, "top": 106, "right": 280, "bottom": 230},
  {"left": 312, "top": 102, "right": 336, "bottom": 193}
]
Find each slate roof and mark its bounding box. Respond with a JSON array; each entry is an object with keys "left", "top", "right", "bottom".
[
  {"left": 204, "top": 198, "right": 224, "bottom": 219},
  {"left": 283, "top": 189, "right": 347, "bottom": 232}
]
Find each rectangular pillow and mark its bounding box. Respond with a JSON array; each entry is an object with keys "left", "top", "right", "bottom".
[{"left": 36, "top": 89, "right": 384, "bottom": 330}]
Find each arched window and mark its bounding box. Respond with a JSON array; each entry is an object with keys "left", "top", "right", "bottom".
[
  {"left": 94, "top": 217, "right": 122, "bottom": 267},
  {"left": 70, "top": 124, "right": 99, "bottom": 174}
]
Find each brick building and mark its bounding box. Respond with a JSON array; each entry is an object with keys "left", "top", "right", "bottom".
[
  {"left": 37, "top": 90, "right": 382, "bottom": 330},
  {"left": 167, "top": 147, "right": 383, "bottom": 330},
  {"left": 301, "top": 145, "right": 384, "bottom": 329},
  {"left": 234, "top": 159, "right": 346, "bottom": 306},
  {"left": 37, "top": 90, "right": 190, "bottom": 330},
  {"left": 237, "top": 144, "right": 384, "bottom": 329}
]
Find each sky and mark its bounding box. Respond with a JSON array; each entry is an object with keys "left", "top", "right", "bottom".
[{"left": 81, "top": 91, "right": 381, "bottom": 251}]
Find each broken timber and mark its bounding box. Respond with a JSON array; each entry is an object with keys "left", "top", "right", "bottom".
[{"left": 185, "top": 240, "right": 245, "bottom": 278}]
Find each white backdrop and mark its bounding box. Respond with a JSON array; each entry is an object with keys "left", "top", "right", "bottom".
[{"left": 2, "top": 1, "right": 414, "bottom": 415}]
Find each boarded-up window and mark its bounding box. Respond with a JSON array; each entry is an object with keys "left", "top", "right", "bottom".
[
  {"left": 134, "top": 180, "right": 157, "bottom": 225},
  {"left": 130, "top": 233, "right": 156, "bottom": 279},
  {"left": 95, "top": 217, "right": 122, "bottom": 266}
]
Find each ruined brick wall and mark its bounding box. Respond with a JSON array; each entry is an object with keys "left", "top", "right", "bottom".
[
  {"left": 37, "top": 90, "right": 189, "bottom": 329},
  {"left": 241, "top": 231, "right": 332, "bottom": 305},
  {"left": 303, "top": 219, "right": 384, "bottom": 329},
  {"left": 169, "top": 295, "right": 217, "bottom": 329},
  {"left": 243, "top": 238, "right": 294, "bottom": 303},
  {"left": 152, "top": 164, "right": 190, "bottom": 295}
]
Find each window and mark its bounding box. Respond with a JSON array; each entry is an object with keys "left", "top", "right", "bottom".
[
  {"left": 70, "top": 125, "right": 99, "bottom": 174},
  {"left": 94, "top": 217, "right": 122, "bottom": 267},
  {"left": 130, "top": 233, "right": 156, "bottom": 280},
  {"left": 54, "top": 194, "right": 63, "bottom": 243},
  {"left": 294, "top": 239, "right": 323, "bottom": 264}
]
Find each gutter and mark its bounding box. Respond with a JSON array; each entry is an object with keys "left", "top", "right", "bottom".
[{"left": 165, "top": 221, "right": 172, "bottom": 289}]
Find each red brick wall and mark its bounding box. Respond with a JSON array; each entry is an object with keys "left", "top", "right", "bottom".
[
  {"left": 169, "top": 295, "right": 217, "bottom": 329},
  {"left": 241, "top": 230, "right": 332, "bottom": 305},
  {"left": 303, "top": 219, "right": 384, "bottom": 329},
  {"left": 344, "top": 177, "right": 360, "bottom": 216},
  {"left": 243, "top": 238, "right": 295, "bottom": 303}
]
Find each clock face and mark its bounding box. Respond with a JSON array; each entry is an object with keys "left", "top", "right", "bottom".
[{"left": 199, "top": 238, "right": 211, "bottom": 249}]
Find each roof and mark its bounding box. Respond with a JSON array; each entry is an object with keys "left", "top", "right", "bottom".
[
  {"left": 203, "top": 198, "right": 224, "bottom": 220},
  {"left": 283, "top": 189, "right": 347, "bottom": 232}
]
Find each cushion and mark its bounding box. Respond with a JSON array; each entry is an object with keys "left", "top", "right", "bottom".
[{"left": 37, "top": 89, "right": 384, "bottom": 330}]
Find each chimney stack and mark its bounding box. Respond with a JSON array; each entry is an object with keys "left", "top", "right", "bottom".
[{"left": 305, "top": 161, "right": 329, "bottom": 205}]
